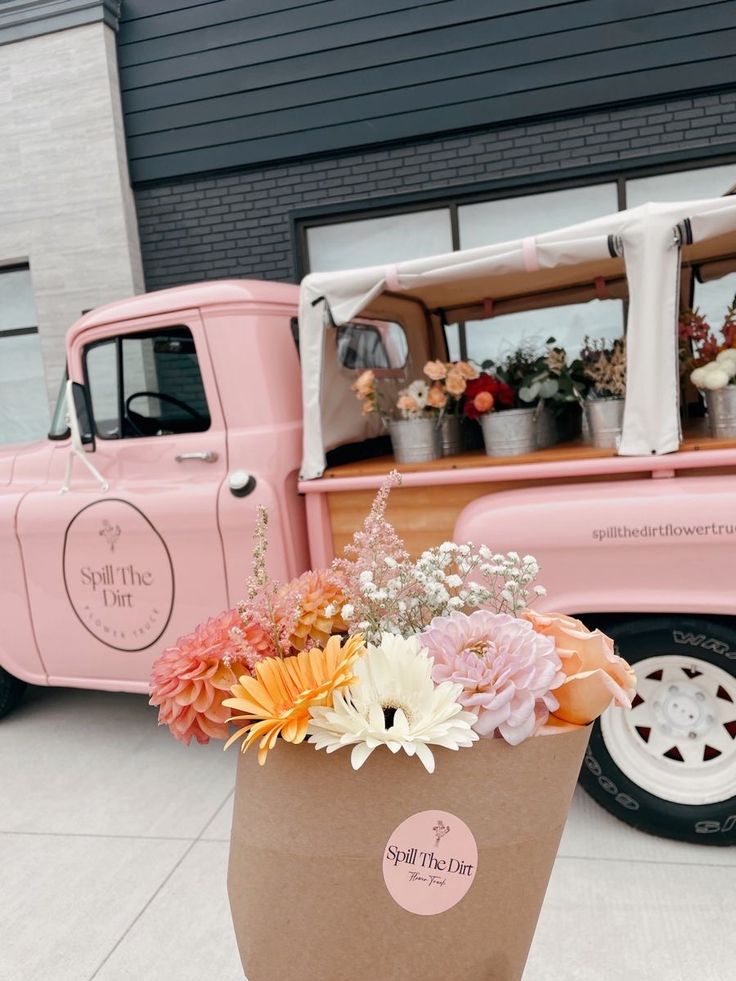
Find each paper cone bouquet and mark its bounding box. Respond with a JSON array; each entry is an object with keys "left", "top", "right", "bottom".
[{"left": 150, "top": 471, "right": 636, "bottom": 981}]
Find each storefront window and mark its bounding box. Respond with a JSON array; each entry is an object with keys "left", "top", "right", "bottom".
[
  {"left": 458, "top": 184, "right": 619, "bottom": 249},
  {"left": 0, "top": 266, "right": 49, "bottom": 445},
  {"left": 458, "top": 185, "right": 620, "bottom": 364},
  {"left": 625, "top": 164, "right": 736, "bottom": 207},
  {"left": 305, "top": 209, "right": 453, "bottom": 272}
]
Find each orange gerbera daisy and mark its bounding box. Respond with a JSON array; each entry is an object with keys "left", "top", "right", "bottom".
[
  {"left": 279, "top": 569, "right": 348, "bottom": 651},
  {"left": 223, "top": 634, "right": 366, "bottom": 764}
]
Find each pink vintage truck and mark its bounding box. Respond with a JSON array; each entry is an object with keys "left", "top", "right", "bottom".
[{"left": 2, "top": 196, "right": 736, "bottom": 845}]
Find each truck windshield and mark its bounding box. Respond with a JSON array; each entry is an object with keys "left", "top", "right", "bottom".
[{"left": 48, "top": 371, "right": 70, "bottom": 440}]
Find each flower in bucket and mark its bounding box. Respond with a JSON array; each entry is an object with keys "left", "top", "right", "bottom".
[
  {"left": 422, "top": 360, "right": 479, "bottom": 413},
  {"left": 308, "top": 633, "right": 478, "bottom": 772},
  {"left": 223, "top": 634, "right": 366, "bottom": 764},
  {"left": 580, "top": 336, "right": 626, "bottom": 399},
  {"left": 352, "top": 369, "right": 378, "bottom": 414},
  {"left": 690, "top": 348, "right": 736, "bottom": 391},
  {"left": 149, "top": 609, "right": 273, "bottom": 745},
  {"left": 463, "top": 374, "right": 514, "bottom": 420},
  {"left": 420, "top": 611, "right": 564, "bottom": 743},
  {"left": 523, "top": 611, "right": 637, "bottom": 724}
]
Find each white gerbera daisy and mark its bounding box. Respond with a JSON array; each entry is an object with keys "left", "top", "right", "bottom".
[
  {"left": 407, "top": 379, "right": 429, "bottom": 409},
  {"left": 308, "top": 633, "right": 478, "bottom": 772}
]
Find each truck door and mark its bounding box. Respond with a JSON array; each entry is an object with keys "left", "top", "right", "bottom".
[{"left": 16, "top": 310, "right": 230, "bottom": 689}]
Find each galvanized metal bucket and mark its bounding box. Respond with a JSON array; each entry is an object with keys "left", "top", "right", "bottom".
[
  {"left": 584, "top": 398, "right": 624, "bottom": 449},
  {"left": 439, "top": 414, "right": 463, "bottom": 456},
  {"left": 389, "top": 418, "right": 441, "bottom": 464},
  {"left": 535, "top": 405, "right": 556, "bottom": 449},
  {"left": 707, "top": 386, "right": 736, "bottom": 437},
  {"left": 481, "top": 408, "right": 537, "bottom": 457}
]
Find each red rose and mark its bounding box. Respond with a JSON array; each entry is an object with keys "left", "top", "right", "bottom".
[{"left": 463, "top": 374, "right": 515, "bottom": 420}]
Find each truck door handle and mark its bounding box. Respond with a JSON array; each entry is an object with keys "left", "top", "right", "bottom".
[{"left": 175, "top": 451, "right": 219, "bottom": 463}]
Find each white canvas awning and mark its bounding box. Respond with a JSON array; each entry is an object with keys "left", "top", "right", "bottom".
[{"left": 299, "top": 196, "right": 736, "bottom": 480}]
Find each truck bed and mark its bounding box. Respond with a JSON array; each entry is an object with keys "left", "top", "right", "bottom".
[{"left": 300, "top": 421, "right": 736, "bottom": 560}]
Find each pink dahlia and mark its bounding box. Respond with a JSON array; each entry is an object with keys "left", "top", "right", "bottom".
[
  {"left": 420, "top": 611, "right": 564, "bottom": 745},
  {"left": 149, "top": 609, "right": 268, "bottom": 745}
]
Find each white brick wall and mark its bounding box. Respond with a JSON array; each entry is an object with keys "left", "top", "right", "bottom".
[{"left": 0, "top": 21, "right": 143, "bottom": 409}]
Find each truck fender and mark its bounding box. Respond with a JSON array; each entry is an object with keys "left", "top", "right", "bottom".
[{"left": 453, "top": 474, "right": 736, "bottom": 618}]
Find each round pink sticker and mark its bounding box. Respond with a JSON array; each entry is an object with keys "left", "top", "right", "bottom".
[{"left": 382, "top": 809, "right": 478, "bottom": 915}]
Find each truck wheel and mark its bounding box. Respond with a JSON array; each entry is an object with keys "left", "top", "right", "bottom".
[
  {"left": 578, "top": 616, "right": 736, "bottom": 845},
  {"left": 0, "top": 666, "right": 26, "bottom": 719}
]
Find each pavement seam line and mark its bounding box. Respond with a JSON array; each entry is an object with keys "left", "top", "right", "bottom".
[{"left": 86, "top": 786, "right": 234, "bottom": 981}]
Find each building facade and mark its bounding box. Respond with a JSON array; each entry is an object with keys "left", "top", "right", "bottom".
[{"left": 2, "top": 0, "right": 736, "bottom": 441}]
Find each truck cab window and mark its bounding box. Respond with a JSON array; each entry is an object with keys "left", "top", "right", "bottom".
[
  {"left": 336, "top": 322, "right": 408, "bottom": 370},
  {"left": 84, "top": 326, "right": 211, "bottom": 439}
]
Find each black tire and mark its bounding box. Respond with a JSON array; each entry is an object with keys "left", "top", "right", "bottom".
[
  {"left": 0, "top": 666, "right": 26, "bottom": 719},
  {"left": 578, "top": 615, "right": 736, "bottom": 845}
]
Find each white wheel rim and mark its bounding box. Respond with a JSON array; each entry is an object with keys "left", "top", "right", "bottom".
[{"left": 601, "top": 654, "right": 736, "bottom": 806}]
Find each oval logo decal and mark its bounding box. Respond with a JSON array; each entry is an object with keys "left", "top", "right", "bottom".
[{"left": 63, "top": 500, "right": 174, "bottom": 652}]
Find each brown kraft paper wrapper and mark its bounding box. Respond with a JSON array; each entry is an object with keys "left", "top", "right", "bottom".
[{"left": 228, "top": 725, "right": 590, "bottom": 981}]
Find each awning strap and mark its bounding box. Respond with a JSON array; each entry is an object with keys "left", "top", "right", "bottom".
[
  {"left": 522, "top": 236, "right": 540, "bottom": 273},
  {"left": 384, "top": 263, "right": 401, "bottom": 292}
]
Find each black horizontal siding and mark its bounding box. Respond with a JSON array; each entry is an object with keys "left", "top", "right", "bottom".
[{"left": 119, "top": 0, "right": 736, "bottom": 183}]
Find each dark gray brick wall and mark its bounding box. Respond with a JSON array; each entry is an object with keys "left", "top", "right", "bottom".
[{"left": 136, "top": 90, "right": 736, "bottom": 291}]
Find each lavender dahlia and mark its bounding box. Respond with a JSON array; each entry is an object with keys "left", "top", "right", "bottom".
[{"left": 420, "top": 611, "right": 565, "bottom": 745}]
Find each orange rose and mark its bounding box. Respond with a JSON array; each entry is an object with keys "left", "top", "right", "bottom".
[
  {"left": 397, "top": 394, "right": 419, "bottom": 413},
  {"left": 454, "top": 360, "right": 479, "bottom": 380},
  {"left": 424, "top": 360, "right": 448, "bottom": 381},
  {"left": 445, "top": 370, "right": 467, "bottom": 397},
  {"left": 426, "top": 383, "right": 447, "bottom": 409},
  {"left": 472, "top": 391, "right": 494, "bottom": 414},
  {"left": 523, "top": 611, "right": 637, "bottom": 725},
  {"left": 352, "top": 370, "right": 375, "bottom": 399}
]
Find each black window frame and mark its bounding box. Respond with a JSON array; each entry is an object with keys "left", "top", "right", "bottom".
[{"left": 82, "top": 324, "right": 211, "bottom": 440}]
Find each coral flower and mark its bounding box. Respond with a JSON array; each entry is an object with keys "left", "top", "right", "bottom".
[
  {"left": 279, "top": 569, "right": 348, "bottom": 651},
  {"left": 444, "top": 369, "right": 467, "bottom": 397},
  {"left": 352, "top": 369, "right": 375, "bottom": 399},
  {"left": 426, "top": 383, "right": 448, "bottom": 409},
  {"left": 223, "top": 635, "right": 366, "bottom": 763},
  {"left": 473, "top": 391, "right": 494, "bottom": 415},
  {"left": 523, "top": 611, "right": 636, "bottom": 725},
  {"left": 397, "top": 394, "right": 419, "bottom": 413},
  {"left": 149, "top": 609, "right": 262, "bottom": 745},
  {"left": 463, "top": 375, "right": 514, "bottom": 420},
  {"left": 424, "top": 359, "right": 448, "bottom": 381},
  {"left": 420, "top": 611, "right": 564, "bottom": 744},
  {"left": 454, "top": 361, "right": 479, "bottom": 380}
]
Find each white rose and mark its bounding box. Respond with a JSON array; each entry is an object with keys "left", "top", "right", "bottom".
[
  {"left": 716, "top": 348, "right": 736, "bottom": 364},
  {"left": 702, "top": 367, "right": 730, "bottom": 390},
  {"left": 690, "top": 366, "right": 710, "bottom": 388}
]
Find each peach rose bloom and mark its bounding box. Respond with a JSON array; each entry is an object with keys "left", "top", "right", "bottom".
[
  {"left": 424, "top": 360, "right": 448, "bottom": 381},
  {"left": 426, "top": 383, "right": 447, "bottom": 408},
  {"left": 352, "top": 369, "right": 375, "bottom": 398},
  {"left": 454, "top": 361, "right": 479, "bottom": 380},
  {"left": 397, "top": 394, "right": 419, "bottom": 413},
  {"left": 445, "top": 370, "right": 467, "bottom": 396},
  {"left": 524, "top": 611, "right": 637, "bottom": 725},
  {"left": 473, "top": 391, "right": 494, "bottom": 414}
]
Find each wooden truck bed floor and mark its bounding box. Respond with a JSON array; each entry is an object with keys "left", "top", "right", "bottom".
[{"left": 301, "top": 422, "right": 736, "bottom": 558}]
